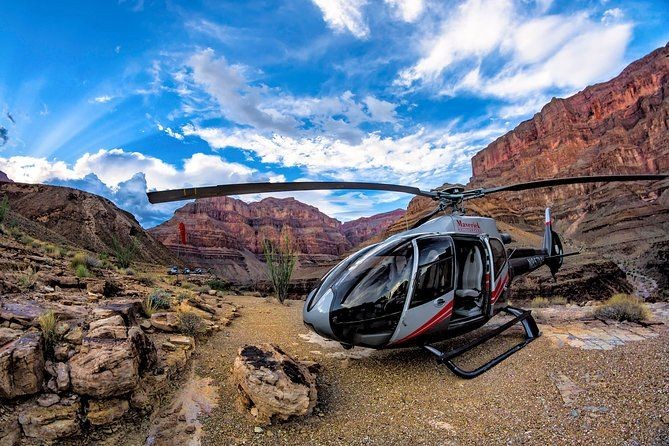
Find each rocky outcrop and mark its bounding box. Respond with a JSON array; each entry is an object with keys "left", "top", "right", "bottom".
[
  {"left": 0, "top": 332, "right": 44, "bottom": 399},
  {"left": 342, "top": 209, "right": 405, "bottom": 246},
  {"left": 0, "top": 182, "right": 176, "bottom": 265},
  {"left": 0, "top": 170, "right": 11, "bottom": 183},
  {"left": 467, "top": 43, "right": 669, "bottom": 296},
  {"left": 18, "top": 395, "right": 81, "bottom": 440},
  {"left": 233, "top": 344, "right": 317, "bottom": 424}
]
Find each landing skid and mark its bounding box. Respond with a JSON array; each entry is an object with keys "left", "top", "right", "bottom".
[{"left": 423, "top": 306, "right": 541, "bottom": 379}]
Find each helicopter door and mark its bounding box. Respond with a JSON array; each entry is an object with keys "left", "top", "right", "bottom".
[{"left": 389, "top": 236, "right": 455, "bottom": 345}]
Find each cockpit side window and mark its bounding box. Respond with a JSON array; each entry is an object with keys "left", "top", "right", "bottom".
[
  {"left": 489, "top": 238, "right": 507, "bottom": 278},
  {"left": 410, "top": 237, "right": 454, "bottom": 308}
]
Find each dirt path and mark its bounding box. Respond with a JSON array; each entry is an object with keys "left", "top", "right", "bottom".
[{"left": 185, "top": 297, "right": 669, "bottom": 445}]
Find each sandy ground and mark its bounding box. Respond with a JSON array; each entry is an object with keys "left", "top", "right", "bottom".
[{"left": 179, "top": 296, "right": 669, "bottom": 446}]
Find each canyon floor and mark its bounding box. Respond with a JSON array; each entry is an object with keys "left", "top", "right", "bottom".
[{"left": 126, "top": 296, "right": 669, "bottom": 446}]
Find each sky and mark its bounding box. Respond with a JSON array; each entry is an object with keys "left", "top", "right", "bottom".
[{"left": 0, "top": 0, "right": 667, "bottom": 227}]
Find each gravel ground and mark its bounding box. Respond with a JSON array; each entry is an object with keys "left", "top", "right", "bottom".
[{"left": 193, "top": 296, "right": 669, "bottom": 446}]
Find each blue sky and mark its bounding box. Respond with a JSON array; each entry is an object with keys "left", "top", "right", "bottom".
[{"left": 0, "top": 0, "right": 667, "bottom": 227}]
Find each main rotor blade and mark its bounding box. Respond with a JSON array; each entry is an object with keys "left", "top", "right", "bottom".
[
  {"left": 147, "top": 181, "right": 437, "bottom": 204},
  {"left": 410, "top": 206, "right": 444, "bottom": 229},
  {"left": 474, "top": 174, "right": 669, "bottom": 197}
]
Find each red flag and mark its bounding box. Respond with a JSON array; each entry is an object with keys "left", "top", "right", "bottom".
[{"left": 178, "top": 222, "right": 186, "bottom": 245}]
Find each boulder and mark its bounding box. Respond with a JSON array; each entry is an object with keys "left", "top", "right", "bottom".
[
  {"left": 0, "top": 332, "right": 44, "bottom": 398},
  {"left": 98, "top": 300, "right": 143, "bottom": 326},
  {"left": 151, "top": 312, "right": 179, "bottom": 332},
  {"left": 56, "top": 361, "right": 70, "bottom": 392},
  {"left": 18, "top": 396, "right": 81, "bottom": 440},
  {"left": 128, "top": 326, "right": 157, "bottom": 373},
  {"left": 0, "top": 327, "right": 22, "bottom": 346},
  {"left": 87, "top": 325, "right": 127, "bottom": 340},
  {"left": 69, "top": 339, "right": 139, "bottom": 398},
  {"left": 86, "top": 398, "right": 129, "bottom": 426},
  {"left": 89, "top": 315, "right": 125, "bottom": 331},
  {"left": 64, "top": 326, "right": 84, "bottom": 344},
  {"left": 232, "top": 344, "right": 317, "bottom": 424},
  {"left": 0, "top": 416, "right": 21, "bottom": 446}
]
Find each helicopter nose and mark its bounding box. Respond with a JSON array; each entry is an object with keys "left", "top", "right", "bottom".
[{"left": 303, "top": 288, "right": 337, "bottom": 340}]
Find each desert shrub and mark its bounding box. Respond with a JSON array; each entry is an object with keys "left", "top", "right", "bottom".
[
  {"left": 18, "top": 266, "right": 37, "bottom": 290},
  {"left": 593, "top": 294, "right": 650, "bottom": 322},
  {"left": 19, "top": 234, "right": 33, "bottom": 245},
  {"left": 142, "top": 295, "right": 159, "bottom": 317},
  {"left": 530, "top": 296, "right": 550, "bottom": 308},
  {"left": 70, "top": 252, "right": 99, "bottom": 269},
  {"left": 110, "top": 236, "right": 139, "bottom": 269},
  {"left": 551, "top": 295, "right": 568, "bottom": 305},
  {"left": 0, "top": 195, "right": 8, "bottom": 225},
  {"left": 138, "top": 276, "right": 154, "bottom": 287},
  {"left": 263, "top": 235, "right": 297, "bottom": 304},
  {"left": 178, "top": 311, "right": 203, "bottom": 336},
  {"left": 147, "top": 289, "right": 172, "bottom": 310},
  {"left": 29, "top": 240, "right": 40, "bottom": 249},
  {"left": 175, "top": 292, "right": 191, "bottom": 303},
  {"left": 206, "top": 279, "right": 230, "bottom": 292},
  {"left": 38, "top": 310, "right": 61, "bottom": 355},
  {"left": 180, "top": 281, "right": 193, "bottom": 290},
  {"left": 75, "top": 264, "right": 90, "bottom": 278},
  {"left": 125, "top": 268, "right": 135, "bottom": 276},
  {"left": 42, "top": 243, "right": 57, "bottom": 255}
]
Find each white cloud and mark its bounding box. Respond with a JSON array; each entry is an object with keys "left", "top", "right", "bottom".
[
  {"left": 397, "top": 0, "right": 515, "bottom": 86},
  {"left": 181, "top": 49, "right": 400, "bottom": 140},
  {"left": 312, "top": 0, "right": 370, "bottom": 39},
  {"left": 385, "top": 0, "right": 425, "bottom": 22},
  {"left": 157, "top": 123, "right": 184, "bottom": 140},
  {"left": 181, "top": 121, "right": 507, "bottom": 187},
  {"left": 396, "top": 0, "right": 634, "bottom": 101},
  {"left": 92, "top": 95, "right": 113, "bottom": 104},
  {"left": 602, "top": 8, "right": 624, "bottom": 24},
  {"left": 0, "top": 149, "right": 257, "bottom": 192}
]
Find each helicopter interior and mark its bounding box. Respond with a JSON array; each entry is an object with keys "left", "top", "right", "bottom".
[{"left": 451, "top": 237, "right": 486, "bottom": 321}]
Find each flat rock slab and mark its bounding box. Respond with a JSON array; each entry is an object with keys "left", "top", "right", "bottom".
[{"left": 541, "top": 320, "right": 661, "bottom": 350}]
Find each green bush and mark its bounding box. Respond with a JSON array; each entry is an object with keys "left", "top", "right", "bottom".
[
  {"left": 110, "top": 236, "right": 139, "bottom": 269},
  {"left": 138, "top": 276, "right": 154, "bottom": 287},
  {"left": 206, "top": 279, "right": 230, "bottom": 292},
  {"left": 75, "top": 264, "right": 90, "bottom": 278},
  {"left": 142, "top": 294, "right": 160, "bottom": 317},
  {"left": 593, "top": 294, "right": 650, "bottom": 322},
  {"left": 178, "top": 311, "right": 204, "bottom": 336},
  {"left": 530, "top": 296, "right": 550, "bottom": 308},
  {"left": 0, "top": 194, "right": 8, "bottom": 225},
  {"left": 147, "top": 289, "right": 172, "bottom": 310},
  {"left": 263, "top": 235, "right": 297, "bottom": 304}
]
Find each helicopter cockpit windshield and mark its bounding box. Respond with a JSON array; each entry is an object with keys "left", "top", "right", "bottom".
[{"left": 328, "top": 237, "right": 414, "bottom": 347}]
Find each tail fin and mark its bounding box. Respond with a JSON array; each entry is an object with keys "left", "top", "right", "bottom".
[{"left": 542, "top": 208, "right": 564, "bottom": 278}]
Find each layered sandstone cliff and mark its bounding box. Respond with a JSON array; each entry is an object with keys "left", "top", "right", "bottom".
[
  {"left": 387, "top": 44, "right": 669, "bottom": 299},
  {"left": 149, "top": 196, "right": 404, "bottom": 283}
]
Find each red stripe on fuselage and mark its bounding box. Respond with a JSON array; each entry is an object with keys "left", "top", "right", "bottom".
[
  {"left": 391, "top": 300, "right": 454, "bottom": 345},
  {"left": 490, "top": 274, "right": 508, "bottom": 303}
]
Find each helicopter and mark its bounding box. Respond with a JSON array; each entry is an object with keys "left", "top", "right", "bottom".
[{"left": 148, "top": 173, "right": 668, "bottom": 378}]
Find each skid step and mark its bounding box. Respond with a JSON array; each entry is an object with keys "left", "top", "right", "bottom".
[{"left": 423, "top": 306, "right": 541, "bottom": 379}]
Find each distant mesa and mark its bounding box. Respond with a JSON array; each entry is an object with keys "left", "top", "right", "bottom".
[
  {"left": 0, "top": 170, "right": 13, "bottom": 183},
  {"left": 148, "top": 195, "right": 406, "bottom": 283}
]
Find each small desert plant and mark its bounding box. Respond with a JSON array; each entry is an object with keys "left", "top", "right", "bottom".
[
  {"left": 550, "top": 295, "right": 568, "bottom": 305},
  {"left": 175, "top": 292, "right": 191, "bottom": 303},
  {"left": 178, "top": 311, "right": 204, "bottom": 336},
  {"left": 0, "top": 194, "right": 8, "bottom": 225},
  {"left": 180, "top": 281, "right": 193, "bottom": 290},
  {"left": 142, "top": 295, "right": 160, "bottom": 317},
  {"left": 18, "top": 266, "right": 37, "bottom": 290},
  {"left": 530, "top": 296, "right": 550, "bottom": 308},
  {"left": 75, "top": 264, "right": 90, "bottom": 278},
  {"left": 38, "top": 310, "right": 61, "bottom": 355},
  {"left": 147, "top": 289, "right": 172, "bottom": 310},
  {"left": 70, "top": 252, "right": 99, "bottom": 269},
  {"left": 196, "top": 285, "right": 211, "bottom": 294},
  {"left": 263, "top": 235, "right": 297, "bottom": 304},
  {"left": 42, "top": 243, "right": 57, "bottom": 255},
  {"left": 110, "top": 236, "right": 139, "bottom": 269},
  {"left": 593, "top": 294, "right": 650, "bottom": 323},
  {"left": 124, "top": 267, "right": 135, "bottom": 276},
  {"left": 138, "top": 276, "right": 154, "bottom": 287},
  {"left": 206, "top": 279, "right": 229, "bottom": 292}
]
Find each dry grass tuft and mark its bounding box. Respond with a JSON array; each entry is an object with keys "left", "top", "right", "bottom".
[{"left": 593, "top": 294, "right": 650, "bottom": 323}]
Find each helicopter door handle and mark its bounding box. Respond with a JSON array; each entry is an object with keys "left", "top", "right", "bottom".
[{"left": 435, "top": 297, "right": 446, "bottom": 306}]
